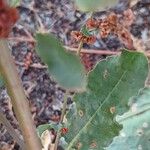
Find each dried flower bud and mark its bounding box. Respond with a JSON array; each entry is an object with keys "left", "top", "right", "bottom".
[
  {"left": 81, "top": 35, "right": 96, "bottom": 44},
  {"left": 0, "top": 0, "right": 19, "bottom": 38},
  {"left": 123, "top": 9, "right": 134, "bottom": 27},
  {"left": 107, "top": 13, "right": 117, "bottom": 25},
  {"left": 71, "top": 31, "right": 96, "bottom": 44},
  {"left": 100, "top": 28, "right": 110, "bottom": 38},
  {"left": 86, "top": 36, "right": 96, "bottom": 44},
  {"left": 99, "top": 13, "right": 118, "bottom": 38},
  {"left": 72, "top": 12, "right": 133, "bottom": 49},
  {"left": 71, "top": 31, "right": 83, "bottom": 42},
  {"left": 86, "top": 18, "right": 99, "bottom": 29},
  {"left": 118, "top": 28, "right": 133, "bottom": 49}
]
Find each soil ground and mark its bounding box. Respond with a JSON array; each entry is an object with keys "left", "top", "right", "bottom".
[{"left": 0, "top": 0, "right": 150, "bottom": 149}]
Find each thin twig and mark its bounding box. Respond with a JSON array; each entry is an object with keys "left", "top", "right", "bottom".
[
  {"left": 8, "top": 36, "right": 150, "bottom": 57},
  {"left": 30, "top": 63, "right": 48, "bottom": 69},
  {"left": 54, "top": 128, "right": 61, "bottom": 150},
  {"left": 8, "top": 37, "right": 36, "bottom": 43},
  {"left": 15, "top": 61, "right": 48, "bottom": 69},
  {"left": 0, "top": 110, "right": 25, "bottom": 149},
  {"left": 54, "top": 90, "right": 69, "bottom": 150},
  {"left": 65, "top": 46, "right": 150, "bottom": 57},
  {"left": 60, "top": 91, "right": 69, "bottom": 123},
  {"left": 77, "top": 42, "right": 83, "bottom": 55},
  {"left": 65, "top": 46, "right": 119, "bottom": 55}
]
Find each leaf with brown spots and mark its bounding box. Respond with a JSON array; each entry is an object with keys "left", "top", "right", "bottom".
[{"left": 65, "top": 50, "right": 148, "bottom": 150}]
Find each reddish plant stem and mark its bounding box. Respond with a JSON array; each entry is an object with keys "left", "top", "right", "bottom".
[{"left": 65, "top": 46, "right": 119, "bottom": 55}]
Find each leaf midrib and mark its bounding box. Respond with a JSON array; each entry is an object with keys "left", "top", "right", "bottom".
[
  {"left": 67, "top": 53, "right": 139, "bottom": 149},
  {"left": 67, "top": 70, "right": 128, "bottom": 149}
]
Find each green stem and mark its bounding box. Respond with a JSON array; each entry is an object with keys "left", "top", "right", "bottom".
[
  {"left": 60, "top": 90, "right": 69, "bottom": 123},
  {"left": 0, "top": 40, "right": 42, "bottom": 150},
  {"left": 54, "top": 90, "right": 69, "bottom": 150}
]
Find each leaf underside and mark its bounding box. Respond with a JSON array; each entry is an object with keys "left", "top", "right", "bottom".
[
  {"left": 35, "top": 33, "right": 86, "bottom": 91},
  {"left": 9, "top": 0, "right": 21, "bottom": 7},
  {"left": 107, "top": 87, "right": 150, "bottom": 150},
  {"left": 37, "top": 124, "right": 53, "bottom": 137},
  {"left": 75, "top": 0, "right": 119, "bottom": 12},
  {"left": 65, "top": 50, "right": 148, "bottom": 150}
]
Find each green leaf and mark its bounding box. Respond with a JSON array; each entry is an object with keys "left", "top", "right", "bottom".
[
  {"left": 35, "top": 33, "right": 87, "bottom": 91},
  {"left": 107, "top": 87, "right": 150, "bottom": 150},
  {"left": 65, "top": 50, "right": 148, "bottom": 150},
  {"left": 75, "top": 0, "right": 119, "bottom": 12},
  {"left": 9, "top": 0, "right": 21, "bottom": 7},
  {"left": 81, "top": 26, "right": 91, "bottom": 37}
]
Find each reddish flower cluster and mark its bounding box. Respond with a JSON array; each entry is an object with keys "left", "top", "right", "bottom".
[
  {"left": 87, "top": 13, "right": 133, "bottom": 48},
  {"left": 71, "top": 31, "right": 96, "bottom": 45},
  {"left": 99, "top": 13, "right": 118, "bottom": 38},
  {"left": 86, "top": 18, "right": 100, "bottom": 29},
  {"left": 72, "top": 12, "right": 133, "bottom": 49},
  {"left": 0, "top": 0, "right": 19, "bottom": 38},
  {"left": 85, "top": 13, "right": 118, "bottom": 38}
]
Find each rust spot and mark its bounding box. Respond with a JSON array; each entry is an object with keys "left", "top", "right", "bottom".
[
  {"left": 110, "top": 106, "right": 116, "bottom": 114},
  {"left": 77, "top": 142, "right": 82, "bottom": 149},
  {"left": 78, "top": 110, "right": 84, "bottom": 117},
  {"left": 103, "top": 69, "right": 108, "bottom": 79},
  {"left": 90, "top": 141, "right": 97, "bottom": 149}
]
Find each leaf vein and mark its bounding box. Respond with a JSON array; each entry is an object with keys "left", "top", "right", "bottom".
[{"left": 67, "top": 71, "right": 127, "bottom": 149}]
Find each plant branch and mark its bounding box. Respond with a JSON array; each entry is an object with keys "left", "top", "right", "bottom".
[
  {"left": 8, "top": 37, "right": 150, "bottom": 57},
  {"left": 60, "top": 91, "right": 69, "bottom": 123},
  {"left": 0, "top": 110, "right": 25, "bottom": 149},
  {"left": 0, "top": 40, "right": 42, "bottom": 150},
  {"left": 65, "top": 46, "right": 121, "bottom": 55},
  {"left": 54, "top": 90, "right": 69, "bottom": 150},
  {"left": 65, "top": 46, "right": 150, "bottom": 57},
  {"left": 77, "top": 42, "right": 83, "bottom": 55}
]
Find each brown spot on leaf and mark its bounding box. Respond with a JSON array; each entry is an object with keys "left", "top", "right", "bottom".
[
  {"left": 78, "top": 110, "right": 84, "bottom": 117},
  {"left": 103, "top": 69, "right": 108, "bottom": 79},
  {"left": 110, "top": 106, "right": 116, "bottom": 114},
  {"left": 77, "top": 142, "right": 82, "bottom": 149},
  {"left": 90, "top": 140, "right": 97, "bottom": 149}
]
